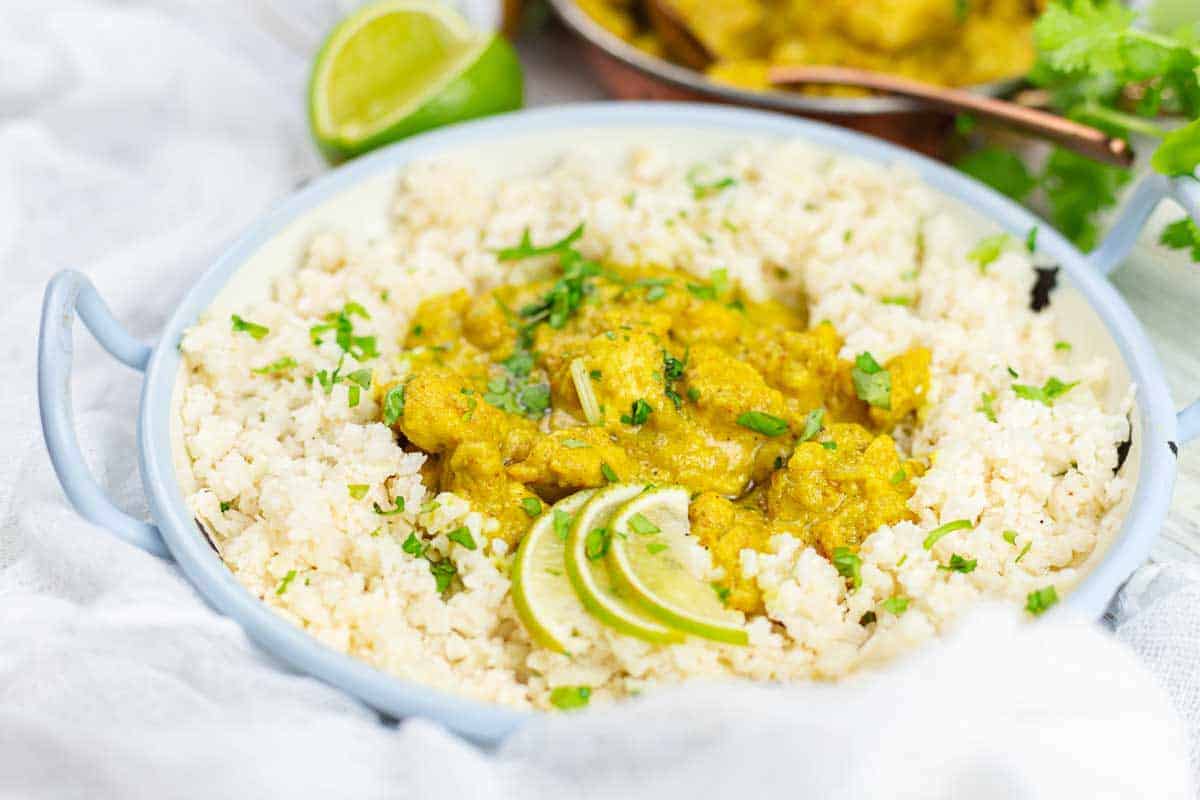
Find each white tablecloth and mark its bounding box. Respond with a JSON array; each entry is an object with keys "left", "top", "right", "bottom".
[{"left": 1, "top": 2, "right": 1196, "bottom": 797}]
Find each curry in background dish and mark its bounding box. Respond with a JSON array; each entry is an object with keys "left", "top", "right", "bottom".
[
  {"left": 381, "top": 225, "right": 929, "bottom": 612},
  {"left": 576, "top": 0, "right": 1043, "bottom": 92}
]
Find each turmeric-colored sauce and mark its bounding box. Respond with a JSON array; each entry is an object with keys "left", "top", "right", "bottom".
[
  {"left": 575, "top": 0, "right": 1042, "bottom": 93},
  {"left": 383, "top": 249, "right": 928, "bottom": 613}
]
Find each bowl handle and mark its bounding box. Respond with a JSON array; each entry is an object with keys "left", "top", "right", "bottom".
[
  {"left": 37, "top": 270, "right": 171, "bottom": 558},
  {"left": 1088, "top": 173, "right": 1200, "bottom": 446}
]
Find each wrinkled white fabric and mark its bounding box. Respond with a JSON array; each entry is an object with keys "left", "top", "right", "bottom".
[{"left": 0, "top": 2, "right": 1194, "bottom": 798}]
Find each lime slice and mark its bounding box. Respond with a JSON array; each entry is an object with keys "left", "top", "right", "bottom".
[
  {"left": 608, "top": 486, "right": 749, "bottom": 646},
  {"left": 564, "top": 485, "right": 684, "bottom": 645},
  {"left": 510, "top": 491, "right": 596, "bottom": 655},
  {"left": 309, "top": 0, "right": 523, "bottom": 162}
]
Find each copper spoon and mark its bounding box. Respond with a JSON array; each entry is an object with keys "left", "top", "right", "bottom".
[
  {"left": 644, "top": 0, "right": 1132, "bottom": 168},
  {"left": 770, "top": 65, "right": 1133, "bottom": 167}
]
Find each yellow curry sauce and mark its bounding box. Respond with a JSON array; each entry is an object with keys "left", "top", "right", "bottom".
[
  {"left": 576, "top": 0, "right": 1042, "bottom": 92},
  {"left": 382, "top": 235, "right": 929, "bottom": 613}
]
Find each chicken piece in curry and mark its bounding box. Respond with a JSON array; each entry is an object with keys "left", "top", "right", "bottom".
[{"left": 380, "top": 230, "right": 929, "bottom": 613}]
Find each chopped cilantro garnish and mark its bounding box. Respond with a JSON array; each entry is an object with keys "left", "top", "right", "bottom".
[
  {"left": 710, "top": 268, "right": 729, "bottom": 295},
  {"left": 503, "top": 349, "right": 535, "bottom": 377},
  {"left": 1003, "top": 530, "right": 1019, "bottom": 545},
  {"left": 646, "top": 542, "right": 669, "bottom": 555},
  {"left": 448, "top": 526, "right": 477, "bottom": 550},
  {"left": 1026, "top": 226, "right": 1039, "bottom": 253},
  {"left": 1012, "top": 377, "right": 1079, "bottom": 406},
  {"left": 712, "top": 583, "right": 731, "bottom": 605},
  {"left": 347, "top": 484, "right": 369, "bottom": 500},
  {"left": 600, "top": 463, "right": 618, "bottom": 483},
  {"left": 1054, "top": 341, "right": 1072, "bottom": 352},
  {"left": 968, "top": 234, "right": 1009, "bottom": 272},
  {"left": 553, "top": 510, "right": 573, "bottom": 542},
  {"left": 662, "top": 349, "right": 688, "bottom": 409},
  {"left": 831, "top": 547, "right": 862, "bottom": 591},
  {"left": 402, "top": 533, "right": 427, "bottom": 557},
  {"left": 275, "top": 569, "right": 297, "bottom": 595},
  {"left": 518, "top": 383, "right": 551, "bottom": 417},
  {"left": 628, "top": 513, "right": 660, "bottom": 535},
  {"left": 799, "top": 408, "right": 825, "bottom": 442},
  {"left": 977, "top": 392, "right": 998, "bottom": 422},
  {"left": 686, "top": 165, "right": 737, "bottom": 199},
  {"left": 496, "top": 223, "right": 584, "bottom": 261},
  {"left": 686, "top": 269, "right": 730, "bottom": 301},
  {"left": 890, "top": 468, "right": 906, "bottom": 485},
  {"left": 429, "top": 558, "right": 456, "bottom": 593},
  {"left": 686, "top": 387, "right": 701, "bottom": 403},
  {"left": 231, "top": 314, "right": 269, "bottom": 340},
  {"left": 549, "top": 685, "right": 591, "bottom": 710},
  {"left": 382, "top": 385, "right": 406, "bottom": 426},
  {"left": 585, "top": 527, "right": 610, "bottom": 560},
  {"left": 881, "top": 295, "right": 913, "bottom": 306},
  {"left": 821, "top": 441, "right": 838, "bottom": 451},
  {"left": 520, "top": 497, "right": 543, "bottom": 518},
  {"left": 1025, "top": 585, "right": 1058, "bottom": 616},
  {"left": 410, "top": 324, "right": 423, "bottom": 337},
  {"left": 309, "top": 302, "right": 377, "bottom": 360},
  {"left": 737, "top": 410, "right": 789, "bottom": 437},
  {"left": 645, "top": 285, "right": 667, "bottom": 302},
  {"left": 620, "top": 399, "right": 654, "bottom": 426},
  {"left": 663, "top": 351, "right": 686, "bottom": 381},
  {"left": 589, "top": 369, "right": 602, "bottom": 380},
  {"left": 851, "top": 352, "right": 892, "bottom": 409},
  {"left": 373, "top": 498, "right": 404, "bottom": 515},
  {"left": 1015, "top": 541, "right": 1032, "bottom": 563},
  {"left": 252, "top": 356, "right": 297, "bottom": 375},
  {"left": 880, "top": 596, "right": 909, "bottom": 615},
  {"left": 940, "top": 554, "right": 978, "bottom": 573},
  {"left": 562, "top": 438, "right": 590, "bottom": 449},
  {"left": 923, "top": 519, "right": 973, "bottom": 550},
  {"left": 345, "top": 369, "right": 372, "bottom": 408},
  {"left": 1007, "top": 366, "right": 1019, "bottom": 379}
]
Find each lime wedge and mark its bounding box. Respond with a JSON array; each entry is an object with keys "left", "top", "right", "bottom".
[
  {"left": 608, "top": 486, "right": 749, "bottom": 645},
  {"left": 564, "top": 485, "right": 685, "bottom": 645},
  {"left": 510, "top": 491, "right": 596, "bottom": 655},
  {"left": 308, "top": 0, "right": 523, "bottom": 162}
]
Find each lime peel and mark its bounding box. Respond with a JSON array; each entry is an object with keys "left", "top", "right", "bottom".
[
  {"left": 607, "top": 486, "right": 749, "bottom": 646},
  {"left": 564, "top": 485, "right": 684, "bottom": 645},
  {"left": 511, "top": 490, "right": 596, "bottom": 654}
]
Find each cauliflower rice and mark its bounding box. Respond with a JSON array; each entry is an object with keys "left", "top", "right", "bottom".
[{"left": 178, "top": 140, "right": 1133, "bottom": 710}]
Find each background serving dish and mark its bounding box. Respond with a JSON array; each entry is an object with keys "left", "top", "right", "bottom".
[
  {"left": 38, "top": 103, "right": 1200, "bottom": 743},
  {"left": 546, "top": 0, "right": 1027, "bottom": 154}
]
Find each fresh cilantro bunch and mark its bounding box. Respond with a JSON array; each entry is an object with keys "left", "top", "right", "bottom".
[{"left": 956, "top": 0, "right": 1200, "bottom": 258}]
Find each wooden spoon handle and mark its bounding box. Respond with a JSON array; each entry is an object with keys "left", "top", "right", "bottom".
[{"left": 769, "top": 65, "right": 1133, "bottom": 168}]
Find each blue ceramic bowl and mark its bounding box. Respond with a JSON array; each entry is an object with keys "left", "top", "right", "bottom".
[{"left": 37, "top": 103, "right": 1200, "bottom": 743}]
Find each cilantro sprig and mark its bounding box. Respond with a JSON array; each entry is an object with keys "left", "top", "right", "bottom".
[{"left": 955, "top": 0, "right": 1200, "bottom": 258}]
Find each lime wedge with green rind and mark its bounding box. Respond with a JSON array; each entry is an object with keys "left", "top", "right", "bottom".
[
  {"left": 564, "top": 484, "right": 684, "bottom": 645},
  {"left": 607, "top": 486, "right": 749, "bottom": 646},
  {"left": 510, "top": 490, "right": 596, "bottom": 655},
  {"left": 308, "top": 0, "right": 523, "bottom": 162}
]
